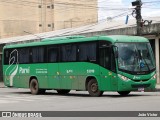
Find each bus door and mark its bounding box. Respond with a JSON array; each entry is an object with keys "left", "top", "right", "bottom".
[
  {"left": 47, "top": 46, "right": 60, "bottom": 89},
  {"left": 99, "top": 41, "right": 118, "bottom": 91}
]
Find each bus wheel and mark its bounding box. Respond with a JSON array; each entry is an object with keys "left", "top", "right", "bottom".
[
  {"left": 118, "top": 91, "right": 130, "bottom": 96},
  {"left": 57, "top": 90, "right": 70, "bottom": 94},
  {"left": 30, "top": 79, "right": 40, "bottom": 95},
  {"left": 87, "top": 79, "right": 103, "bottom": 97}
]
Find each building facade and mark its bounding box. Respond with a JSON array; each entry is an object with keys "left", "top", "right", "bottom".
[{"left": 0, "top": 0, "right": 98, "bottom": 38}]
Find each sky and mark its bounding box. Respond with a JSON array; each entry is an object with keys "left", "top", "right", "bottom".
[{"left": 98, "top": 0, "right": 160, "bottom": 21}]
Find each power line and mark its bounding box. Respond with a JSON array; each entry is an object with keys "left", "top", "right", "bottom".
[
  {"left": 143, "top": 0, "right": 160, "bottom": 3},
  {"left": 0, "top": 0, "right": 38, "bottom": 7},
  {"left": 0, "top": 0, "right": 133, "bottom": 21},
  {"left": 142, "top": 6, "right": 160, "bottom": 9},
  {"left": 0, "top": 0, "right": 159, "bottom": 11},
  {"left": 0, "top": 0, "right": 132, "bottom": 10}
]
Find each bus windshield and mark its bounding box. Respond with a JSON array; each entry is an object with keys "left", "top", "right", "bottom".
[{"left": 115, "top": 42, "right": 156, "bottom": 74}]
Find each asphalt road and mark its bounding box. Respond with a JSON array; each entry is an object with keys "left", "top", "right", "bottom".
[{"left": 0, "top": 87, "right": 160, "bottom": 120}]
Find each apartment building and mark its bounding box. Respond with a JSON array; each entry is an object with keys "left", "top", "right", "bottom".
[{"left": 0, "top": 0, "right": 98, "bottom": 38}]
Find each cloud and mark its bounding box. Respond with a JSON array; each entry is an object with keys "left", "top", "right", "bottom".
[
  {"left": 98, "top": 0, "right": 128, "bottom": 21},
  {"left": 142, "top": 8, "right": 160, "bottom": 18},
  {"left": 98, "top": 0, "right": 160, "bottom": 22}
]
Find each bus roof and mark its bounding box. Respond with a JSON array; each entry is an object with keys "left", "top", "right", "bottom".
[{"left": 3, "top": 35, "right": 149, "bottom": 49}]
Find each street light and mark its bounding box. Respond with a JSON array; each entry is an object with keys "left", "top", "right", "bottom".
[{"left": 132, "top": 1, "right": 141, "bottom": 6}]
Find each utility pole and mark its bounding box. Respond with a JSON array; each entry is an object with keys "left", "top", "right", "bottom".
[
  {"left": 132, "top": 0, "right": 142, "bottom": 36},
  {"left": 136, "top": 0, "right": 142, "bottom": 36},
  {"left": 132, "top": 0, "right": 152, "bottom": 36}
]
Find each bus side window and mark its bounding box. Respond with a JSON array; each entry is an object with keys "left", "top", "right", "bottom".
[
  {"left": 19, "top": 48, "right": 30, "bottom": 64},
  {"left": 31, "top": 47, "right": 44, "bottom": 63},
  {"left": 4, "top": 50, "right": 9, "bottom": 65},
  {"left": 61, "top": 44, "right": 77, "bottom": 62},
  {"left": 111, "top": 48, "right": 116, "bottom": 72},
  {"left": 99, "top": 47, "right": 110, "bottom": 69},
  {"left": 5, "top": 49, "right": 18, "bottom": 65},
  {"left": 99, "top": 41, "right": 116, "bottom": 72},
  {"left": 48, "top": 47, "right": 58, "bottom": 62},
  {"left": 78, "top": 43, "right": 87, "bottom": 61},
  {"left": 78, "top": 42, "right": 96, "bottom": 62}
]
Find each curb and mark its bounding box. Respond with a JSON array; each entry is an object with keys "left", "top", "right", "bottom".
[
  {"left": 144, "top": 89, "right": 160, "bottom": 92},
  {"left": 0, "top": 82, "right": 5, "bottom": 88},
  {"left": 155, "top": 88, "right": 160, "bottom": 92}
]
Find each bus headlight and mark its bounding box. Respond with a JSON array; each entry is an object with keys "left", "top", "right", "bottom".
[
  {"left": 118, "top": 74, "right": 130, "bottom": 81},
  {"left": 151, "top": 74, "right": 156, "bottom": 79}
]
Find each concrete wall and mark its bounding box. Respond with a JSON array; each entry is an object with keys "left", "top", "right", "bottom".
[
  {"left": 155, "top": 37, "right": 160, "bottom": 84},
  {"left": 0, "top": 0, "right": 40, "bottom": 38},
  {"left": 76, "top": 23, "right": 160, "bottom": 37},
  {"left": 54, "top": 0, "right": 98, "bottom": 30},
  {"left": 0, "top": 0, "right": 98, "bottom": 38},
  {"left": 38, "top": 0, "right": 54, "bottom": 32}
]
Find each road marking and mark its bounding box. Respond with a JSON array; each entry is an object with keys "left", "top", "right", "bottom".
[
  {"left": 0, "top": 94, "right": 51, "bottom": 104},
  {"left": 0, "top": 97, "right": 34, "bottom": 102},
  {"left": 0, "top": 90, "right": 88, "bottom": 104},
  {"left": 0, "top": 100, "right": 18, "bottom": 104}
]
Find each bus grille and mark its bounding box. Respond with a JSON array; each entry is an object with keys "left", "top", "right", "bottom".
[
  {"left": 132, "top": 79, "right": 149, "bottom": 82},
  {"left": 131, "top": 84, "right": 151, "bottom": 88}
]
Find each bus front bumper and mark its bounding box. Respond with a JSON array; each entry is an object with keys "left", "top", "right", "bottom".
[{"left": 118, "top": 78, "right": 156, "bottom": 92}]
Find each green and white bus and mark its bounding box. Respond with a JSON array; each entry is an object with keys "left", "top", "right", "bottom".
[{"left": 2, "top": 35, "right": 156, "bottom": 96}]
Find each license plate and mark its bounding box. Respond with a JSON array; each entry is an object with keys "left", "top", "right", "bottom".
[{"left": 138, "top": 88, "right": 144, "bottom": 91}]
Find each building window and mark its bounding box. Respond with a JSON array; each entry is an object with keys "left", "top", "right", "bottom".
[
  {"left": 39, "top": 24, "right": 42, "bottom": 27},
  {"left": 47, "top": 6, "right": 50, "bottom": 8},
  {"left": 38, "top": 5, "right": 41, "bottom": 8},
  {"left": 48, "top": 24, "right": 51, "bottom": 27},
  {"left": 51, "top": 4, "right": 54, "bottom": 9},
  {"left": 52, "top": 23, "right": 54, "bottom": 28}
]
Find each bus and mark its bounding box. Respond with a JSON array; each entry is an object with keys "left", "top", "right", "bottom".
[{"left": 2, "top": 35, "right": 156, "bottom": 96}]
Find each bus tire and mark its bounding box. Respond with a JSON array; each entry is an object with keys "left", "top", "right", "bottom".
[
  {"left": 30, "top": 79, "right": 40, "bottom": 95},
  {"left": 87, "top": 79, "right": 103, "bottom": 97},
  {"left": 57, "top": 90, "right": 70, "bottom": 94},
  {"left": 118, "top": 91, "right": 130, "bottom": 96}
]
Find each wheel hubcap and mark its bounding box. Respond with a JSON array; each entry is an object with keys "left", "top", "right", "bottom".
[
  {"left": 32, "top": 82, "right": 37, "bottom": 91},
  {"left": 91, "top": 83, "right": 98, "bottom": 93}
]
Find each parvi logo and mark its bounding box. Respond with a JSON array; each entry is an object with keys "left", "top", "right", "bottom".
[
  {"left": 19, "top": 67, "right": 30, "bottom": 74},
  {"left": 133, "top": 76, "right": 140, "bottom": 79}
]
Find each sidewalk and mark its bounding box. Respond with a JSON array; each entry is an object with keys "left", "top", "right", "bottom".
[
  {"left": 156, "top": 84, "right": 160, "bottom": 91},
  {"left": 0, "top": 82, "right": 5, "bottom": 88}
]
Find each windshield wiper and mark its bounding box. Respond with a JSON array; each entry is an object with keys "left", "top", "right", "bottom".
[{"left": 137, "top": 49, "right": 150, "bottom": 72}]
